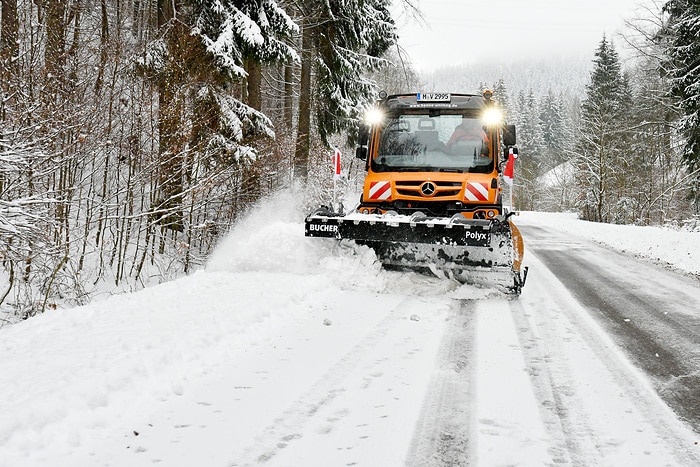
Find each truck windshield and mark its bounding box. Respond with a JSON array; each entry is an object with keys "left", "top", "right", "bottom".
[{"left": 373, "top": 114, "right": 493, "bottom": 173}]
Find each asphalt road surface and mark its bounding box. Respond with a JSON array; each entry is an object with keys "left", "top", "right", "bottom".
[{"left": 518, "top": 220, "right": 700, "bottom": 434}]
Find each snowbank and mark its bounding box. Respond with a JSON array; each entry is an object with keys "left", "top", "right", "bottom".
[
  {"left": 518, "top": 211, "right": 700, "bottom": 276},
  {"left": 1, "top": 193, "right": 699, "bottom": 466},
  {"left": 0, "top": 190, "right": 493, "bottom": 466}
]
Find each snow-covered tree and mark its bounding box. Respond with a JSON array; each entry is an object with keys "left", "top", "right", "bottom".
[
  {"left": 292, "top": 0, "right": 397, "bottom": 180},
  {"left": 512, "top": 90, "right": 547, "bottom": 210},
  {"left": 139, "top": 1, "right": 298, "bottom": 230},
  {"left": 492, "top": 79, "right": 512, "bottom": 120},
  {"left": 625, "top": 57, "right": 686, "bottom": 223},
  {"left": 0, "top": 0, "right": 19, "bottom": 84},
  {"left": 621, "top": 0, "right": 698, "bottom": 223},
  {"left": 661, "top": 0, "right": 700, "bottom": 181},
  {"left": 0, "top": 1, "right": 310, "bottom": 317},
  {"left": 520, "top": 91, "right": 547, "bottom": 158},
  {"left": 575, "top": 35, "right": 634, "bottom": 222},
  {"left": 539, "top": 90, "right": 568, "bottom": 166},
  {"left": 367, "top": 46, "right": 420, "bottom": 97}
]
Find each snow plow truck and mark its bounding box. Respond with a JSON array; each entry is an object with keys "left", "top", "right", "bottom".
[{"left": 305, "top": 91, "right": 528, "bottom": 294}]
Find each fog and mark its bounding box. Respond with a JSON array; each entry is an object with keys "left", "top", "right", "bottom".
[{"left": 395, "top": 0, "right": 645, "bottom": 70}]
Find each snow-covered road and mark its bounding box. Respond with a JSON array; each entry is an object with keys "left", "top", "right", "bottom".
[
  {"left": 1, "top": 202, "right": 699, "bottom": 466},
  {"left": 519, "top": 218, "right": 700, "bottom": 436}
]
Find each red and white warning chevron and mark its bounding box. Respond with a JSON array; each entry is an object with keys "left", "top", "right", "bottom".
[
  {"left": 368, "top": 181, "right": 392, "bottom": 201},
  {"left": 464, "top": 182, "right": 489, "bottom": 202}
]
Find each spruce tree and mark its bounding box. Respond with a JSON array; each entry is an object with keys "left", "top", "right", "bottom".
[
  {"left": 662, "top": 0, "right": 700, "bottom": 185},
  {"left": 515, "top": 90, "right": 547, "bottom": 210},
  {"left": 576, "top": 35, "right": 632, "bottom": 222},
  {"left": 292, "top": 0, "right": 396, "bottom": 180},
  {"left": 315, "top": 0, "right": 395, "bottom": 144},
  {"left": 141, "top": 1, "right": 297, "bottom": 229},
  {"left": 539, "top": 89, "right": 567, "bottom": 166},
  {"left": 492, "top": 79, "right": 511, "bottom": 120}
]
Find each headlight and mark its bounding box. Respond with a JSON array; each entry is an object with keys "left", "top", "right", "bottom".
[
  {"left": 482, "top": 108, "right": 503, "bottom": 126},
  {"left": 365, "top": 108, "right": 384, "bottom": 125}
]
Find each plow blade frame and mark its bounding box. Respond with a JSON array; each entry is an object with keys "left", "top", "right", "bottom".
[
  {"left": 306, "top": 214, "right": 496, "bottom": 247},
  {"left": 306, "top": 212, "right": 518, "bottom": 266},
  {"left": 305, "top": 212, "right": 526, "bottom": 293}
]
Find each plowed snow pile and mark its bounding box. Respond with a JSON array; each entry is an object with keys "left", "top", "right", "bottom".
[
  {"left": 1, "top": 192, "right": 697, "bottom": 467},
  {"left": 0, "top": 190, "right": 496, "bottom": 467},
  {"left": 518, "top": 211, "right": 700, "bottom": 276}
]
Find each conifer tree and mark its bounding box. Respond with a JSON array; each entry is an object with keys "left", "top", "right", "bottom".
[
  {"left": 539, "top": 89, "right": 568, "bottom": 167},
  {"left": 515, "top": 90, "right": 547, "bottom": 210},
  {"left": 142, "top": 1, "right": 297, "bottom": 229},
  {"left": 661, "top": 0, "right": 700, "bottom": 187},
  {"left": 492, "top": 79, "right": 511, "bottom": 121},
  {"left": 292, "top": 0, "right": 396, "bottom": 180},
  {"left": 575, "top": 35, "right": 632, "bottom": 222}
]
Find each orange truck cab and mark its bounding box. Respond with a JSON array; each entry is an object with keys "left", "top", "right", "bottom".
[
  {"left": 305, "top": 91, "right": 527, "bottom": 293},
  {"left": 355, "top": 91, "right": 516, "bottom": 220}
]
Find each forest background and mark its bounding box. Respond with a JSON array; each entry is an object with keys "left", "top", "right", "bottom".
[{"left": 0, "top": 0, "right": 698, "bottom": 320}]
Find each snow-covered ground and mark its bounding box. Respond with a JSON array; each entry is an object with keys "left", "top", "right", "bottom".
[
  {"left": 519, "top": 210, "right": 700, "bottom": 276},
  {"left": 0, "top": 192, "right": 698, "bottom": 466}
]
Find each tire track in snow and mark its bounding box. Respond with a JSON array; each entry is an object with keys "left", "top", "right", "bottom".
[
  {"left": 233, "top": 295, "right": 451, "bottom": 466},
  {"left": 408, "top": 296, "right": 578, "bottom": 467},
  {"left": 509, "top": 298, "right": 584, "bottom": 465},
  {"left": 471, "top": 298, "right": 554, "bottom": 466},
  {"left": 518, "top": 250, "right": 700, "bottom": 466},
  {"left": 405, "top": 299, "right": 477, "bottom": 466}
]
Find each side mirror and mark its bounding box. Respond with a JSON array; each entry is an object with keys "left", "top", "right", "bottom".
[
  {"left": 358, "top": 124, "right": 370, "bottom": 146},
  {"left": 356, "top": 123, "right": 370, "bottom": 160},
  {"left": 503, "top": 124, "right": 516, "bottom": 146}
]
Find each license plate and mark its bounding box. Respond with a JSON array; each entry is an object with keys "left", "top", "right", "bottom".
[{"left": 417, "top": 93, "right": 451, "bottom": 102}]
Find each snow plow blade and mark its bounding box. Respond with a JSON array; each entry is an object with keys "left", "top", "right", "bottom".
[{"left": 305, "top": 210, "right": 527, "bottom": 294}]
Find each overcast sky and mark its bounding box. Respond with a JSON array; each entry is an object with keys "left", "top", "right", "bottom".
[{"left": 394, "top": 0, "right": 647, "bottom": 70}]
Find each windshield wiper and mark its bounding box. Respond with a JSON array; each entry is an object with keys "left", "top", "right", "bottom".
[
  {"left": 395, "top": 167, "right": 427, "bottom": 172},
  {"left": 373, "top": 165, "right": 464, "bottom": 173}
]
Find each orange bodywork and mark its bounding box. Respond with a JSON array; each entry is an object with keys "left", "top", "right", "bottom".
[
  {"left": 509, "top": 220, "right": 525, "bottom": 272},
  {"left": 361, "top": 171, "right": 502, "bottom": 218},
  {"left": 304, "top": 92, "right": 527, "bottom": 292},
  {"left": 360, "top": 117, "right": 504, "bottom": 220}
]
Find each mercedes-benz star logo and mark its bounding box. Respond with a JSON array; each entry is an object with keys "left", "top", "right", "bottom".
[{"left": 420, "top": 181, "right": 436, "bottom": 197}]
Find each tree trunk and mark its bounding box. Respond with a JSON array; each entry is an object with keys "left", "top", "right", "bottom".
[
  {"left": 284, "top": 63, "right": 295, "bottom": 128},
  {"left": 157, "top": 79, "right": 185, "bottom": 231},
  {"left": 597, "top": 144, "right": 604, "bottom": 223},
  {"left": 94, "top": 0, "right": 109, "bottom": 95},
  {"left": 246, "top": 56, "right": 262, "bottom": 111},
  {"left": 0, "top": 0, "right": 19, "bottom": 83},
  {"left": 44, "top": 0, "right": 67, "bottom": 100},
  {"left": 157, "top": 0, "right": 174, "bottom": 27},
  {"left": 155, "top": 0, "right": 184, "bottom": 231},
  {"left": 293, "top": 19, "right": 313, "bottom": 181}
]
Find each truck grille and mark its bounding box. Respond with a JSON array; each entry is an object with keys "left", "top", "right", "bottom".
[{"left": 395, "top": 180, "right": 462, "bottom": 198}]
